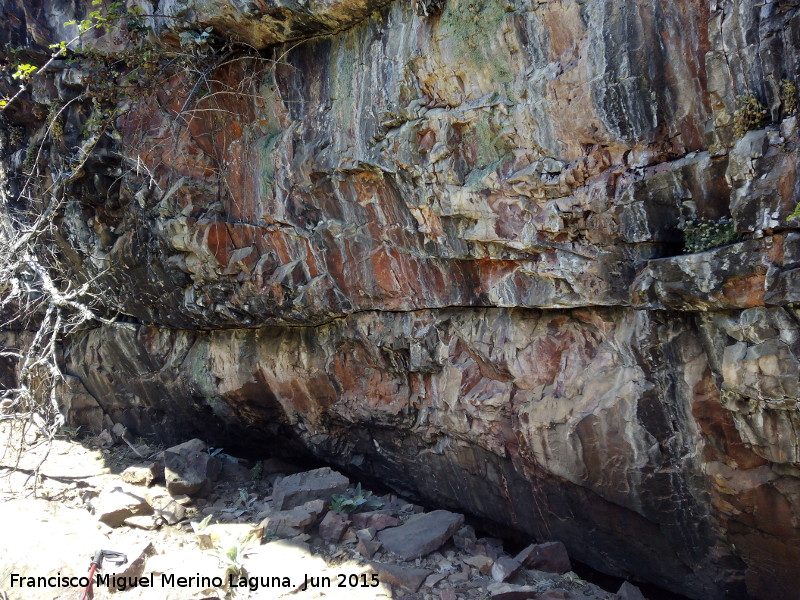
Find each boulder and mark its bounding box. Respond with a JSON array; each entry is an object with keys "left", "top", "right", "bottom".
[
  {"left": 356, "top": 527, "right": 376, "bottom": 542},
  {"left": 515, "top": 542, "right": 571, "bottom": 574},
  {"left": 318, "top": 510, "right": 350, "bottom": 543},
  {"left": 271, "top": 467, "right": 349, "bottom": 510},
  {"left": 263, "top": 499, "right": 327, "bottom": 538},
  {"left": 164, "top": 438, "right": 207, "bottom": 455},
  {"left": 92, "top": 484, "right": 152, "bottom": 527},
  {"left": 350, "top": 511, "right": 400, "bottom": 531},
  {"left": 617, "top": 581, "right": 648, "bottom": 600},
  {"left": 121, "top": 463, "right": 161, "bottom": 487},
  {"left": 487, "top": 583, "right": 539, "bottom": 600},
  {"left": 464, "top": 554, "right": 494, "bottom": 575},
  {"left": 377, "top": 510, "right": 464, "bottom": 559},
  {"left": 145, "top": 489, "right": 187, "bottom": 525},
  {"left": 491, "top": 556, "right": 523, "bottom": 583},
  {"left": 368, "top": 562, "right": 431, "bottom": 592},
  {"left": 163, "top": 450, "right": 220, "bottom": 497},
  {"left": 356, "top": 539, "right": 381, "bottom": 559}
]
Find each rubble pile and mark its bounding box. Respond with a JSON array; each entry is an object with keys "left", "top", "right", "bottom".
[{"left": 88, "top": 437, "right": 650, "bottom": 600}]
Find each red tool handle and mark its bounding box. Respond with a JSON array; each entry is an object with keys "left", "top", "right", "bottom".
[{"left": 79, "top": 563, "right": 98, "bottom": 600}]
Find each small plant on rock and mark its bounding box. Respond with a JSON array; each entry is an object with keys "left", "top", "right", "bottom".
[
  {"left": 250, "top": 461, "right": 263, "bottom": 480},
  {"left": 235, "top": 488, "right": 258, "bottom": 512},
  {"left": 781, "top": 78, "right": 798, "bottom": 116},
  {"left": 330, "top": 483, "right": 383, "bottom": 514},
  {"left": 681, "top": 216, "right": 739, "bottom": 253},
  {"left": 733, "top": 92, "right": 768, "bottom": 138}
]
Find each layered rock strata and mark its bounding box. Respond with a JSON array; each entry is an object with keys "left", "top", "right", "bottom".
[{"left": 2, "top": 1, "right": 800, "bottom": 599}]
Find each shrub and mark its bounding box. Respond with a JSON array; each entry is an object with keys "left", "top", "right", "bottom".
[
  {"left": 733, "top": 92, "right": 768, "bottom": 138},
  {"left": 682, "top": 216, "right": 739, "bottom": 253},
  {"left": 781, "top": 78, "right": 798, "bottom": 116}
]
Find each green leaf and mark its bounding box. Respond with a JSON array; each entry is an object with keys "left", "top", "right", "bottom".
[{"left": 12, "top": 63, "right": 38, "bottom": 81}]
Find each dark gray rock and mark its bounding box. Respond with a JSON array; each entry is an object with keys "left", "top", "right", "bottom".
[
  {"left": 377, "top": 510, "right": 464, "bottom": 560},
  {"left": 515, "top": 542, "right": 572, "bottom": 574},
  {"left": 617, "top": 581, "right": 648, "bottom": 600},
  {"left": 271, "top": 467, "right": 349, "bottom": 511},
  {"left": 164, "top": 451, "right": 212, "bottom": 497},
  {"left": 263, "top": 499, "right": 327, "bottom": 538},
  {"left": 487, "top": 584, "right": 539, "bottom": 600},
  {"left": 355, "top": 539, "right": 381, "bottom": 559},
  {"left": 368, "top": 562, "right": 431, "bottom": 592},
  {"left": 491, "top": 556, "right": 523, "bottom": 583}
]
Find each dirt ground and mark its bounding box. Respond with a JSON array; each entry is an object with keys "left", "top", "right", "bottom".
[{"left": 0, "top": 424, "right": 394, "bottom": 600}]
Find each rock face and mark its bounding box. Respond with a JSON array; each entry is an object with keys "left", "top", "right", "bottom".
[{"left": 2, "top": 1, "right": 800, "bottom": 599}]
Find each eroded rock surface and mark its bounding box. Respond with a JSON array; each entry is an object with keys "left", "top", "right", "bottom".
[{"left": 2, "top": 1, "right": 800, "bottom": 599}]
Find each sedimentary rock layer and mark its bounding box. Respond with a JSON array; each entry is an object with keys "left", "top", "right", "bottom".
[{"left": 66, "top": 304, "right": 800, "bottom": 600}]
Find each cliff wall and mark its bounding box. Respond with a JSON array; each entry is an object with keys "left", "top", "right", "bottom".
[{"left": 1, "top": 1, "right": 799, "bottom": 598}]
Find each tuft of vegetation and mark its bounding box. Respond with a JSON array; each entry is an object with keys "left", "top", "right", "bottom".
[
  {"left": 781, "top": 78, "right": 798, "bottom": 116},
  {"left": 681, "top": 216, "right": 739, "bottom": 254},
  {"left": 330, "top": 483, "right": 383, "bottom": 514},
  {"left": 46, "top": 102, "right": 64, "bottom": 139},
  {"left": 732, "top": 92, "right": 768, "bottom": 138}
]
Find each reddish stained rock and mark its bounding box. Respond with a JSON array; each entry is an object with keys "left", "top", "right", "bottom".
[
  {"left": 355, "top": 539, "right": 381, "bottom": 559},
  {"left": 349, "top": 511, "right": 400, "bottom": 531},
  {"left": 721, "top": 272, "right": 767, "bottom": 307},
  {"left": 6, "top": 0, "right": 800, "bottom": 599},
  {"left": 515, "top": 542, "right": 571, "bottom": 574},
  {"left": 67, "top": 305, "right": 800, "bottom": 600},
  {"left": 463, "top": 554, "right": 493, "bottom": 575},
  {"left": 318, "top": 511, "right": 350, "bottom": 544}
]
